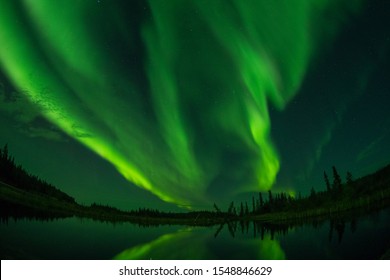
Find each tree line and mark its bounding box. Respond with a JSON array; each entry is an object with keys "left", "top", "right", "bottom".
[
  {"left": 1, "top": 143, "right": 389, "bottom": 222},
  {"left": 222, "top": 163, "right": 390, "bottom": 218},
  {"left": 0, "top": 144, "right": 75, "bottom": 203}
]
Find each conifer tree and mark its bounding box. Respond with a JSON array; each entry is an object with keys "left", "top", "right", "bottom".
[
  {"left": 245, "top": 202, "right": 249, "bottom": 216},
  {"left": 324, "top": 171, "right": 331, "bottom": 192},
  {"left": 332, "top": 166, "right": 342, "bottom": 193},
  {"left": 259, "top": 192, "right": 264, "bottom": 207},
  {"left": 239, "top": 202, "right": 244, "bottom": 217},
  {"left": 268, "top": 190, "right": 273, "bottom": 204},
  {"left": 213, "top": 203, "right": 221, "bottom": 213},
  {"left": 310, "top": 187, "right": 316, "bottom": 198},
  {"left": 346, "top": 171, "right": 353, "bottom": 185}
]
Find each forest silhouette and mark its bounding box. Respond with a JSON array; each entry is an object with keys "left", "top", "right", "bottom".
[{"left": 1, "top": 144, "right": 389, "bottom": 227}]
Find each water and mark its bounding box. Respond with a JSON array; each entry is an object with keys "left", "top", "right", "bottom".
[{"left": 1, "top": 210, "right": 389, "bottom": 259}]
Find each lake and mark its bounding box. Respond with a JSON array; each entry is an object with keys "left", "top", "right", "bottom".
[{"left": 1, "top": 209, "right": 389, "bottom": 259}]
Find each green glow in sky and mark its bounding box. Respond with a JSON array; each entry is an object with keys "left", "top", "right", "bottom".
[{"left": 0, "top": 0, "right": 363, "bottom": 206}]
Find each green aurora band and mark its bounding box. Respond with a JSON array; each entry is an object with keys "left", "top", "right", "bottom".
[
  {"left": 114, "top": 229, "right": 285, "bottom": 260},
  {"left": 0, "top": 0, "right": 363, "bottom": 207}
]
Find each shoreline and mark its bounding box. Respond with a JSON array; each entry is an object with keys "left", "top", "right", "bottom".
[{"left": 2, "top": 180, "right": 389, "bottom": 227}]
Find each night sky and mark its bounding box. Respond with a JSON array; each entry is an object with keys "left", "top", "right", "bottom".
[{"left": 0, "top": 0, "right": 389, "bottom": 211}]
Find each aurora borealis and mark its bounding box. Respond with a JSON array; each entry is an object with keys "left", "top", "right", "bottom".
[
  {"left": 0, "top": 0, "right": 389, "bottom": 210},
  {"left": 114, "top": 229, "right": 285, "bottom": 260}
]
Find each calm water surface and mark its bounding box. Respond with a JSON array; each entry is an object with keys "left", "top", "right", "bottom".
[{"left": 1, "top": 209, "right": 389, "bottom": 259}]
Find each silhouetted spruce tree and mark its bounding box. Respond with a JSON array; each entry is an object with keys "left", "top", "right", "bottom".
[
  {"left": 232, "top": 206, "right": 237, "bottom": 216},
  {"left": 245, "top": 202, "right": 249, "bottom": 216},
  {"left": 213, "top": 203, "right": 221, "bottom": 213},
  {"left": 255, "top": 200, "right": 260, "bottom": 213},
  {"left": 228, "top": 201, "right": 236, "bottom": 215},
  {"left": 324, "top": 171, "right": 331, "bottom": 192},
  {"left": 332, "top": 166, "right": 342, "bottom": 193},
  {"left": 310, "top": 187, "right": 316, "bottom": 198},
  {"left": 239, "top": 202, "right": 244, "bottom": 217},
  {"left": 346, "top": 171, "right": 353, "bottom": 186},
  {"left": 252, "top": 196, "right": 255, "bottom": 213},
  {"left": 268, "top": 190, "right": 273, "bottom": 204},
  {"left": 259, "top": 192, "right": 264, "bottom": 207}
]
